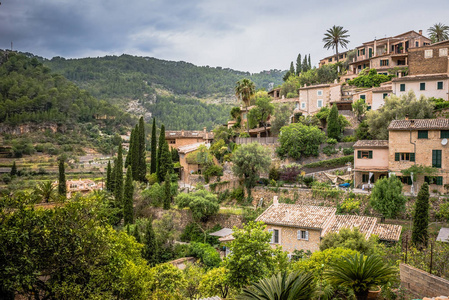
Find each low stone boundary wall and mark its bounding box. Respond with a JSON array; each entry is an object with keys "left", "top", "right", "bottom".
[{"left": 400, "top": 263, "right": 449, "bottom": 297}]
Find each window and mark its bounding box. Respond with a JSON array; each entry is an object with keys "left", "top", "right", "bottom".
[
  {"left": 360, "top": 95, "right": 366, "bottom": 101},
  {"left": 415, "top": 41, "right": 419, "bottom": 47},
  {"left": 395, "top": 152, "right": 415, "bottom": 162},
  {"left": 317, "top": 90, "right": 323, "bottom": 96},
  {"left": 328, "top": 58, "right": 332, "bottom": 62},
  {"left": 399, "top": 176, "right": 413, "bottom": 185},
  {"left": 362, "top": 174, "right": 369, "bottom": 183},
  {"left": 432, "top": 150, "right": 442, "bottom": 168},
  {"left": 380, "top": 59, "right": 389, "bottom": 66},
  {"left": 418, "top": 130, "right": 428, "bottom": 139},
  {"left": 440, "top": 48, "right": 448, "bottom": 57},
  {"left": 317, "top": 100, "right": 323, "bottom": 108},
  {"left": 295, "top": 102, "right": 299, "bottom": 109},
  {"left": 424, "top": 49, "right": 433, "bottom": 58},
  {"left": 420, "top": 83, "right": 426, "bottom": 90},
  {"left": 169, "top": 140, "right": 176, "bottom": 144},
  {"left": 441, "top": 130, "right": 449, "bottom": 138},
  {"left": 361, "top": 49, "right": 366, "bottom": 55},
  {"left": 269, "top": 229, "right": 279, "bottom": 244},
  {"left": 437, "top": 81, "right": 443, "bottom": 90},
  {"left": 297, "top": 230, "right": 309, "bottom": 241},
  {"left": 400, "top": 84, "right": 405, "bottom": 92},
  {"left": 425, "top": 176, "right": 443, "bottom": 185},
  {"left": 357, "top": 150, "right": 373, "bottom": 159},
  {"left": 301, "top": 102, "right": 306, "bottom": 109},
  {"left": 383, "top": 93, "right": 388, "bottom": 99}
]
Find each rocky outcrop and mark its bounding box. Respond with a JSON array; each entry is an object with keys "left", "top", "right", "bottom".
[{"left": 0, "top": 123, "right": 66, "bottom": 134}]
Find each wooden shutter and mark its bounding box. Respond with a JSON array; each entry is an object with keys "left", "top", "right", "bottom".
[
  {"left": 297, "top": 230, "right": 301, "bottom": 240},
  {"left": 305, "top": 231, "right": 309, "bottom": 241},
  {"left": 433, "top": 150, "right": 442, "bottom": 168},
  {"left": 357, "top": 151, "right": 362, "bottom": 159},
  {"left": 441, "top": 130, "right": 449, "bottom": 138},
  {"left": 395, "top": 153, "right": 400, "bottom": 161},
  {"left": 368, "top": 151, "right": 373, "bottom": 159},
  {"left": 410, "top": 153, "right": 415, "bottom": 162},
  {"left": 437, "top": 176, "right": 443, "bottom": 186},
  {"left": 268, "top": 229, "right": 274, "bottom": 243}
]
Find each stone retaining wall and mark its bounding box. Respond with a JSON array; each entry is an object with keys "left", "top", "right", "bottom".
[{"left": 400, "top": 263, "right": 449, "bottom": 297}]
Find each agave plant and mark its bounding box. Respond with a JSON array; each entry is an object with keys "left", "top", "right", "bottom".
[
  {"left": 237, "top": 271, "right": 315, "bottom": 300},
  {"left": 324, "top": 253, "right": 397, "bottom": 300}
]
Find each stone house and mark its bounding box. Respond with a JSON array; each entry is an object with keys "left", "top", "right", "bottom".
[
  {"left": 353, "top": 140, "right": 389, "bottom": 188},
  {"left": 254, "top": 198, "right": 401, "bottom": 253},
  {"left": 165, "top": 128, "right": 214, "bottom": 150},
  {"left": 319, "top": 50, "right": 350, "bottom": 68},
  {"left": 177, "top": 142, "right": 205, "bottom": 183},
  {"left": 388, "top": 119, "right": 449, "bottom": 194},
  {"left": 65, "top": 179, "right": 99, "bottom": 198},
  {"left": 351, "top": 84, "right": 393, "bottom": 111},
  {"left": 298, "top": 83, "right": 345, "bottom": 115}
]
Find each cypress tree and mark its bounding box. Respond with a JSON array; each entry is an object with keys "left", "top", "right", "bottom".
[
  {"left": 308, "top": 54, "right": 311, "bottom": 69},
  {"left": 150, "top": 118, "right": 157, "bottom": 174},
  {"left": 142, "top": 218, "right": 158, "bottom": 265},
  {"left": 110, "top": 158, "right": 117, "bottom": 193},
  {"left": 125, "top": 127, "right": 134, "bottom": 168},
  {"left": 327, "top": 104, "right": 341, "bottom": 140},
  {"left": 132, "top": 225, "right": 141, "bottom": 243},
  {"left": 126, "top": 224, "right": 130, "bottom": 235},
  {"left": 163, "top": 171, "right": 171, "bottom": 210},
  {"left": 302, "top": 56, "right": 308, "bottom": 72},
  {"left": 106, "top": 160, "right": 112, "bottom": 191},
  {"left": 295, "top": 54, "right": 302, "bottom": 76},
  {"left": 10, "top": 161, "right": 17, "bottom": 177},
  {"left": 289, "top": 61, "right": 295, "bottom": 75},
  {"left": 123, "top": 166, "right": 134, "bottom": 225},
  {"left": 131, "top": 125, "right": 139, "bottom": 180},
  {"left": 412, "top": 182, "right": 430, "bottom": 247},
  {"left": 156, "top": 124, "right": 165, "bottom": 180},
  {"left": 114, "top": 142, "right": 124, "bottom": 206},
  {"left": 158, "top": 140, "right": 173, "bottom": 182},
  {"left": 138, "top": 117, "right": 147, "bottom": 182},
  {"left": 58, "top": 158, "right": 66, "bottom": 199}
]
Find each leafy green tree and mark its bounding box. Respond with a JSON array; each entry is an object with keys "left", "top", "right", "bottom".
[
  {"left": 176, "top": 189, "right": 219, "bottom": 221},
  {"left": 366, "top": 91, "right": 434, "bottom": 139},
  {"left": 238, "top": 271, "right": 315, "bottom": 300},
  {"left": 327, "top": 104, "right": 341, "bottom": 140},
  {"left": 58, "top": 158, "right": 66, "bottom": 199},
  {"left": 106, "top": 160, "right": 112, "bottom": 192},
  {"left": 271, "top": 104, "right": 294, "bottom": 135},
  {"left": 150, "top": 118, "right": 157, "bottom": 174},
  {"left": 123, "top": 166, "right": 134, "bottom": 225},
  {"left": 141, "top": 182, "right": 165, "bottom": 207},
  {"left": 223, "top": 221, "right": 288, "bottom": 290},
  {"left": 322, "top": 25, "right": 350, "bottom": 62},
  {"left": 352, "top": 98, "right": 368, "bottom": 122},
  {"left": 163, "top": 172, "right": 171, "bottom": 210},
  {"left": 142, "top": 218, "right": 158, "bottom": 266},
  {"left": 428, "top": 22, "right": 449, "bottom": 43},
  {"left": 231, "top": 142, "right": 271, "bottom": 198},
  {"left": 370, "top": 175, "right": 407, "bottom": 218},
  {"left": 132, "top": 224, "right": 141, "bottom": 243},
  {"left": 199, "top": 267, "right": 230, "bottom": 299},
  {"left": 324, "top": 254, "right": 397, "bottom": 300},
  {"left": 277, "top": 123, "right": 325, "bottom": 160},
  {"left": 149, "top": 263, "right": 184, "bottom": 297},
  {"left": 189, "top": 242, "right": 221, "bottom": 268},
  {"left": 235, "top": 78, "right": 256, "bottom": 134},
  {"left": 247, "top": 96, "right": 274, "bottom": 136},
  {"left": 10, "top": 161, "right": 17, "bottom": 177},
  {"left": 181, "top": 263, "right": 206, "bottom": 300},
  {"left": 320, "top": 228, "right": 383, "bottom": 256},
  {"left": 348, "top": 68, "right": 393, "bottom": 88},
  {"left": 295, "top": 54, "right": 302, "bottom": 76},
  {"left": 34, "top": 181, "right": 55, "bottom": 203},
  {"left": 114, "top": 142, "right": 124, "bottom": 205},
  {"left": 412, "top": 182, "right": 430, "bottom": 246}
]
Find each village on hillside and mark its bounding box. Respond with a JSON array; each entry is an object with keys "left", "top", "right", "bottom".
[{"left": 2, "top": 25, "right": 449, "bottom": 300}]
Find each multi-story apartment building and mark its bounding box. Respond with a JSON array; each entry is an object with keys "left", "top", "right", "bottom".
[
  {"left": 319, "top": 50, "right": 350, "bottom": 68},
  {"left": 165, "top": 128, "right": 214, "bottom": 150}
]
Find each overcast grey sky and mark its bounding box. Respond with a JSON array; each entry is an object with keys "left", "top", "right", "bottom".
[{"left": 0, "top": 0, "right": 448, "bottom": 73}]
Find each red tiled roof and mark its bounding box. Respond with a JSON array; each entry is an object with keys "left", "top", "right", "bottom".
[
  {"left": 392, "top": 74, "right": 449, "bottom": 82},
  {"left": 166, "top": 131, "right": 214, "bottom": 139},
  {"left": 372, "top": 223, "right": 402, "bottom": 242},
  {"left": 324, "top": 215, "right": 377, "bottom": 239},
  {"left": 353, "top": 140, "right": 388, "bottom": 148},
  {"left": 388, "top": 119, "right": 449, "bottom": 130}
]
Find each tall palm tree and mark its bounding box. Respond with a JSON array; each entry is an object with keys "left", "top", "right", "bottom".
[
  {"left": 428, "top": 23, "right": 449, "bottom": 43},
  {"left": 237, "top": 271, "right": 315, "bottom": 300},
  {"left": 235, "top": 78, "right": 256, "bottom": 134},
  {"left": 34, "top": 181, "right": 55, "bottom": 203},
  {"left": 323, "top": 25, "right": 350, "bottom": 62},
  {"left": 324, "top": 253, "right": 397, "bottom": 300}
]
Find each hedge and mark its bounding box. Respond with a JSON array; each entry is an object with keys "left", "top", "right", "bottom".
[{"left": 302, "top": 155, "right": 354, "bottom": 169}]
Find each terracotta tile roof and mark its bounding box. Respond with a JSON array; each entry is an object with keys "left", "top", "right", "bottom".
[
  {"left": 165, "top": 130, "right": 214, "bottom": 139},
  {"left": 372, "top": 86, "right": 393, "bottom": 93},
  {"left": 372, "top": 224, "right": 402, "bottom": 242},
  {"left": 388, "top": 119, "right": 449, "bottom": 130},
  {"left": 255, "top": 203, "right": 337, "bottom": 229},
  {"left": 392, "top": 74, "right": 449, "bottom": 82},
  {"left": 353, "top": 140, "right": 388, "bottom": 148},
  {"left": 324, "top": 215, "right": 377, "bottom": 239},
  {"left": 177, "top": 142, "right": 205, "bottom": 154},
  {"left": 299, "top": 83, "right": 331, "bottom": 90}
]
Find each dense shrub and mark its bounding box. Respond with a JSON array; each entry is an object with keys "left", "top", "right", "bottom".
[
  {"left": 322, "top": 145, "right": 337, "bottom": 156},
  {"left": 268, "top": 166, "right": 280, "bottom": 181},
  {"left": 279, "top": 164, "right": 302, "bottom": 183},
  {"left": 230, "top": 187, "right": 245, "bottom": 202},
  {"left": 302, "top": 155, "right": 353, "bottom": 168},
  {"left": 189, "top": 242, "right": 221, "bottom": 268},
  {"left": 343, "top": 147, "right": 354, "bottom": 155}
]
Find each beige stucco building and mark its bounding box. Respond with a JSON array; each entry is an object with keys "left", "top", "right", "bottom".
[
  {"left": 165, "top": 128, "right": 214, "bottom": 150},
  {"left": 353, "top": 140, "right": 389, "bottom": 188}
]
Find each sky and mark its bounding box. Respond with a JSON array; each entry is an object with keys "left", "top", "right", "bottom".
[{"left": 0, "top": 0, "right": 448, "bottom": 73}]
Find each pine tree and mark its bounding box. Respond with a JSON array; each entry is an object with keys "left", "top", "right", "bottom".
[
  {"left": 150, "top": 118, "right": 157, "bottom": 174},
  {"left": 163, "top": 171, "right": 171, "bottom": 210},
  {"left": 295, "top": 54, "right": 302, "bottom": 76},
  {"left": 327, "top": 104, "right": 341, "bottom": 140},
  {"left": 10, "top": 161, "right": 17, "bottom": 177},
  {"left": 158, "top": 140, "right": 173, "bottom": 182},
  {"left": 156, "top": 124, "right": 166, "bottom": 180},
  {"left": 114, "top": 142, "right": 124, "bottom": 206},
  {"left": 58, "top": 158, "right": 66, "bottom": 199},
  {"left": 123, "top": 166, "right": 134, "bottom": 225},
  {"left": 138, "top": 117, "right": 147, "bottom": 182},
  {"left": 142, "top": 218, "right": 158, "bottom": 265},
  {"left": 106, "top": 160, "right": 112, "bottom": 191},
  {"left": 308, "top": 54, "right": 311, "bottom": 69},
  {"left": 289, "top": 61, "right": 295, "bottom": 76},
  {"left": 412, "top": 182, "right": 430, "bottom": 247},
  {"left": 132, "top": 225, "right": 141, "bottom": 243}
]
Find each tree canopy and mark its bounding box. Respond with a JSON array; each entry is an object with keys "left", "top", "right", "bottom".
[
  {"left": 276, "top": 123, "right": 325, "bottom": 160},
  {"left": 370, "top": 175, "right": 407, "bottom": 218},
  {"left": 176, "top": 189, "right": 220, "bottom": 222},
  {"left": 427, "top": 22, "right": 449, "bottom": 43}
]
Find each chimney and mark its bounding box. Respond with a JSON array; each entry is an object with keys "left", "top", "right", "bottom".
[
  {"left": 181, "top": 129, "right": 185, "bottom": 136},
  {"left": 405, "top": 114, "right": 409, "bottom": 120},
  {"left": 419, "top": 30, "right": 423, "bottom": 35},
  {"left": 273, "top": 196, "right": 278, "bottom": 207},
  {"left": 203, "top": 127, "right": 207, "bottom": 134}
]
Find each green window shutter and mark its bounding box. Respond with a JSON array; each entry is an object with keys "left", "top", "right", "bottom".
[
  {"left": 420, "top": 83, "right": 425, "bottom": 90},
  {"left": 400, "top": 84, "right": 405, "bottom": 92},
  {"left": 432, "top": 150, "right": 442, "bottom": 168},
  {"left": 441, "top": 130, "right": 449, "bottom": 138},
  {"left": 395, "top": 153, "right": 400, "bottom": 161},
  {"left": 360, "top": 95, "right": 366, "bottom": 100},
  {"left": 368, "top": 151, "right": 373, "bottom": 159},
  {"left": 418, "top": 130, "right": 428, "bottom": 139},
  {"left": 437, "top": 176, "right": 443, "bottom": 186},
  {"left": 437, "top": 81, "right": 443, "bottom": 90},
  {"left": 410, "top": 153, "right": 415, "bottom": 162},
  {"left": 357, "top": 151, "right": 361, "bottom": 159}
]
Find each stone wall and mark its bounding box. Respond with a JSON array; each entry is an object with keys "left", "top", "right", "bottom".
[
  {"left": 400, "top": 263, "right": 449, "bottom": 297},
  {"left": 408, "top": 42, "right": 449, "bottom": 75},
  {"left": 266, "top": 224, "right": 321, "bottom": 253}
]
